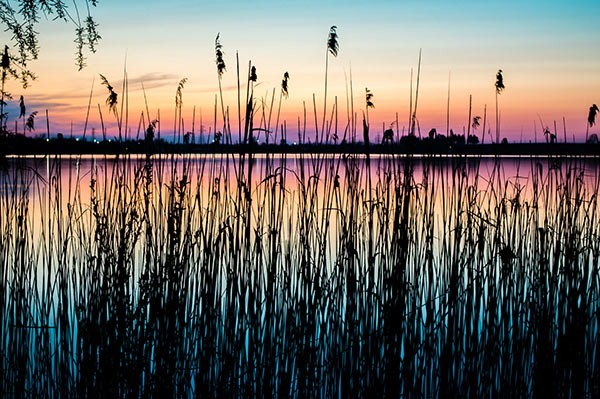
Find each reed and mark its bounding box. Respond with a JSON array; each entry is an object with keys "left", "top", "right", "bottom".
[
  {"left": 2, "top": 142, "right": 599, "bottom": 398},
  {"left": 495, "top": 69, "right": 505, "bottom": 143},
  {"left": 587, "top": 103, "right": 598, "bottom": 142}
]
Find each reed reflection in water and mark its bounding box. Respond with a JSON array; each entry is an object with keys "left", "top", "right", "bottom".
[{"left": 1, "top": 153, "right": 599, "bottom": 397}]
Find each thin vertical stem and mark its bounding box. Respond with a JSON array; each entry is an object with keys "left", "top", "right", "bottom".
[{"left": 467, "top": 94, "right": 472, "bottom": 143}]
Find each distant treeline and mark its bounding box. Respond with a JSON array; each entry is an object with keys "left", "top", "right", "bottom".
[{"left": 1, "top": 132, "right": 599, "bottom": 156}]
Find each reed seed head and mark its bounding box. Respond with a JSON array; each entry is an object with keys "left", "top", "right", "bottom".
[
  {"left": 588, "top": 104, "right": 599, "bottom": 127},
  {"left": 365, "top": 87, "right": 374, "bottom": 109},
  {"left": 281, "top": 72, "right": 290, "bottom": 98},
  {"left": 327, "top": 26, "right": 339, "bottom": 57},
  {"left": 25, "top": 110, "right": 37, "bottom": 131},
  {"left": 495, "top": 69, "right": 505, "bottom": 94},
  {"left": 215, "top": 33, "right": 226, "bottom": 77},
  {"left": 176, "top": 78, "right": 187, "bottom": 107},
  {"left": 99, "top": 74, "right": 118, "bottom": 114}
]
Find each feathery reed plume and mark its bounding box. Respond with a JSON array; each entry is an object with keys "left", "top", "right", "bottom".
[
  {"left": 322, "top": 25, "right": 339, "bottom": 142},
  {"left": 175, "top": 78, "right": 187, "bottom": 108},
  {"left": 365, "top": 87, "right": 374, "bottom": 126},
  {"left": 588, "top": 104, "right": 598, "bottom": 127},
  {"left": 215, "top": 33, "right": 228, "bottom": 143},
  {"left": 282, "top": 72, "right": 290, "bottom": 98},
  {"left": 274, "top": 72, "right": 290, "bottom": 143},
  {"left": 495, "top": 69, "right": 505, "bottom": 94},
  {"left": 327, "top": 26, "right": 339, "bottom": 57},
  {"left": 25, "top": 110, "right": 37, "bottom": 132},
  {"left": 99, "top": 74, "right": 118, "bottom": 115},
  {"left": 215, "top": 33, "right": 226, "bottom": 76},
  {"left": 494, "top": 69, "right": 505, "bottom": 143},
  {"left": 175, "top": 78, "right": 187, "bottom": 143},
  {"left": 243, "top": 64, "right": 258, "bottom": 144},
  {"left": 472, "top": 116, "right": 481, "bottom": 130},
  {"left": 365, "top": 87, "right": 374, "bottom": 109},
  {"left": 586, "top": 104, "right": 598, "bottom": 142}
]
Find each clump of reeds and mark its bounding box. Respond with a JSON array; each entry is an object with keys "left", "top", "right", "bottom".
[{"left": 1, "top": 151, "right": 600, "bottom": 397}]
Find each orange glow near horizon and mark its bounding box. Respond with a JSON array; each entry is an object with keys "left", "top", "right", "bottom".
[{"left": 1, "top": 1, "right": 599, "bottom": 143}]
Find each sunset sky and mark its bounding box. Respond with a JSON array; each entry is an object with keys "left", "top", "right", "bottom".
[{"left": 1, "top": 0, "right": 599, "bottom": 143}]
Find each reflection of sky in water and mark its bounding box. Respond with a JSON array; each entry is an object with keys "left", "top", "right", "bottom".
[
  {"left": 1, "top": 154, "right": 598, "bottom": 395},
  {"left": 3, "top": 154, "right": 599, "bottom": 262}
]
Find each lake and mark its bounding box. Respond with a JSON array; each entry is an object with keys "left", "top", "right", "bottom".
[{"left": 1, "top": 152, "right": 599, "bottom": 397}]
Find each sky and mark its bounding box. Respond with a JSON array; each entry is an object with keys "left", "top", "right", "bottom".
[{"left": 1, "top": 0, "right": 599, "bottom": 143}]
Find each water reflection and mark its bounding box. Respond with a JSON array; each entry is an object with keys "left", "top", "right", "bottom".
[{"left": 1, "top": 153, "right": 599, "bottom": 397}]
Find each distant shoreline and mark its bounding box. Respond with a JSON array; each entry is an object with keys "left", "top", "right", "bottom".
[{"left": 1, "top": 135, "right": 599, "bottom": 156}]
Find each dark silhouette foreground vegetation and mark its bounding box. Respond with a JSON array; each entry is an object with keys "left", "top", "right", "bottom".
[{"left": 1, "top": 150, "right": 599, "bottom": 397}]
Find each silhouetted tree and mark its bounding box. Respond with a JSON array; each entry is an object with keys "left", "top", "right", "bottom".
[
  {"left": 0, "top": 0, "right": 100, "bottom": 82},
  {"left": 543, "top": 127, "right": 552, "bottom": 144},
  {"left": 382, "top": 128, "right": 394, "bottom": 144},
  {"left": 467, "top": 135, "right": 479, "bottom": 144},
  {"left": 428, "top": 128, "right": 437, "bottom": 140},
  {"left": 213, "top": 131, "right": 222, "bottom": 144},
  {"left": 145, "top": 120, "right": 157, "bottom": 143}
]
